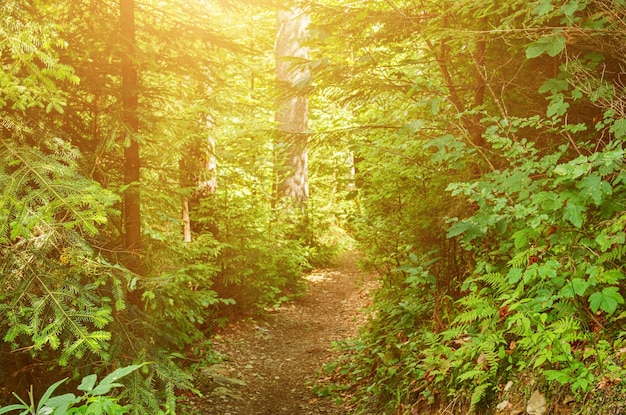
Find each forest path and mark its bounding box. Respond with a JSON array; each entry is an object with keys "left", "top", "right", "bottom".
[{"left": 185, "top": 251, "right": 378, "bottom": 415}]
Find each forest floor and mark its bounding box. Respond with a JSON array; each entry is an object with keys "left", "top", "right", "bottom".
[{"left": 182, "top": 251, "right": 378, "bottom": 415}]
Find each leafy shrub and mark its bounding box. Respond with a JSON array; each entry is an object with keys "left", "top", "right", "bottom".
[
  {"left": 0, "top": 364, "right": 145, "bottom": 415},
  {"left": 318, "top": 1, "right": 626, "bottom": 413}
]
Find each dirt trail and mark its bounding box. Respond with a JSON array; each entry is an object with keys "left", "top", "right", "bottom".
[{"left": 185, "top": 251, "right": 377, "bottom": 415}]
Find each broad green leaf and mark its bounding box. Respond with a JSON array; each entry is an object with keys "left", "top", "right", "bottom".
[
  {"left": 610, "top": 119, "right": 626, "bottom": 139},
  {"left": 427, "top": 134, "right": 465, "bottom": 164},
  {"left": 563, "top": 201, "right": 585, "bottom": 228},
  {"left": 90, "top": 382, "right": 124, "bottom": 397},
  {"left": 559, "top": 278, "right": 589, "bottom": 298},
  {"left": 547, "top": 95, "right": 569, "bottom": 118},
  {"left": 590, "top": 83, "right": 615, "bottom": 102},
  {"left": 526, "top": 34, "right": 566, "bottom": 59},
  {"left": 589, "top": 287, "right": 624, "bottom": 314},
  {"left": 428, "top": 97, "right": 441, "bottom": 115},
  {"left": 577, "top": 174, "right": 612, "bottom": 205},
  {"left": 91, "top": 364, "right": 145, "bottom": 396},
  {"left": 570, "top": 278, "right": 589, "bottom": 296},
  {"left": 524, "top": 265, "right": 538, "bottom": 283},
  {"left": 584, "top": 51, "right": 605, "bottom": 65},
  {"left": 553, "top": 156, "right": 590, "bottom": 179},
  {"left": 545, "top": 35, "right": 567, "bottom": 56},
  {"left": 84, "top": 399, "right": 106, "bottom": 415},
  {"left": 539, "top": 78, "right": 568, "bottom": 94},
  {"left": 543, "top": 369, "right": 571, "bottom": 383},
  {"left": 595, "top": 230, "right": 625, "bottom": 252},
  {"left": 538, "top": 260, "right": 560, "bottom": 279},
  {"left": 597, "top": 147, "right": 624, "bottom": 175},
  {"left": 512, "top": 229, "right": 529, "bottom": 249},
  {"left": 77, "top": 374, "right": 98, "bottom": 393},
  {"left": 572, "top": 376, "right": 590, "bottom": 392},
  {"left": 507, "top": 268, "right": 523, "bottom": 284},
  {"left": 37, "top": 378, "right": 68, "bottom": 413},
  {"left": 45, "top": 394, "right": 80, "bottom": 415},
  {"left": 532, "top": 191, "right": 562, "bottom": 211},
  {"left": 602, "top": 270, "right": 625, "bottom": 284},
  {"left": 561, "top": 0, "right": 581, "bottom": 16},
  {"left": 399, "top": 121, "right": 423, "bottom": 135},
  {"left": 447, "top": 220, "right": 478, "bottom": 239},
  {"left": 534, "top": 353, "right": 548, "bottom": 368},
  {"left": 0, "top": 404, "right": 27, "bottom": 414},
  {"left": 526, "top": 42, "right": 547, "bottom": 59},
  {"left": 534, "top": 0, "right": 554, "bottom": 16}
]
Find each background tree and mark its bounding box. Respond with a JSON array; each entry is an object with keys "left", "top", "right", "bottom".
[
  {"left": 0, "top": 0, "right": 340, "bottom": 411},
  {"left": 9, "top": 0, "right": 626, "bottom": 413},
  {"left": 120, "top": 0, "right": 141, "bottom": 262},
  {"left": 275, "top": 4, "right": 310, "bottom": 204}
]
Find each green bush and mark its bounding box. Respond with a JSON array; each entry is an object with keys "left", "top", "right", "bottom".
[{"left": 0, "top": 364, "right": 145, "bottom": 415}]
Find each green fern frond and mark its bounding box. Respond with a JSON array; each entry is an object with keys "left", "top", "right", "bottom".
[
  {"left": 457, "top": 369, "right": 487, "bottom": 382},
  {"left": 441, "top": 325, "right": 464, "bottom": 342},
  {"left": 470, "top": 382, "right": 491, "bottom": 408},
  {"left": 0, "top": 139, "right": 124, "bottom": 365},
  {"left": 0, "top": 141, "right": 117, "bottom": 237},
  {"left": 477, "top": 272, "right": 510, "bottom": 295},
  {"left": 480, "top": 333, "right": 506, "bottom": 350},
  {"left": 455, "top": 309, "right": 482, "bottom": 325},
  {"left": 421, "top": 330, "right": 442, "bottom": 348},
  {"left": 2, "top": 252, "right": 114, "bottom": 361},
  {"left": 598, "top": 245, "right": 626, "bottom": 264},
  {"left": 551, "top": 300, "right": 581, "bottom": 320},
  {"left": 454, "top": 294, "right": 497, "bottom": 325},
  {"left": 508, "top": 248, "right": 538, "bottom": 268},
  {"left": 549, "top": 316, "right": 581, "bottom": 337}
]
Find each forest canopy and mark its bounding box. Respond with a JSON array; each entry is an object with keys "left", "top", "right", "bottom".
[{"left": 2, "top": 0, "right": 626, "bottom": 414}]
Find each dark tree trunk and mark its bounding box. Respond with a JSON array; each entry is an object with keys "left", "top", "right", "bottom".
[
  {"left": 471, "top": 17, "right": 487, "bottom": 147},
  {"left": 120, "top": 0, "right": 141, "bottom": 260}
]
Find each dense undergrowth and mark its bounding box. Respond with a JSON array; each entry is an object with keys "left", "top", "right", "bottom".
[
  {"left": 6, "top": 0, "right": 626, "bottom": 414},
  {"left": 0, "top": 136, "right": 337, "bottom": 412},
  {"left": 0, "top": 1, "right": 340, "bottom": 413},
  {"left": 311, "top": 0, "right": 626, "bottom": 414}
]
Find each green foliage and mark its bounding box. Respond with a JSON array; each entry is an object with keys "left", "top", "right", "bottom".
[
  {"left": 1, "top": 0, "right": 343, "bottom": 412},
  {"left": 0, "top": 3, "right": 78, "bottom": 114},
  {"left": 0, "top": 140, "right": 119, "bottom": 364},
  {"left": 317, "top": 252, "right": 443, "bottom": 412},
  {"left": 212, "top": 214, "right": 313, "bottom": 310},
  {"left": 314, "top": 0, "right": 626, "bottom": 413},
  {"left": 0, "top": 364, "right": 144, "bottom": 415},
  {"left": 0, "top": 138, "right": 203, "bottom": 413}
]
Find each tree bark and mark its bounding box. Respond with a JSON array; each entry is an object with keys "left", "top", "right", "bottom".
[
  {"left": 179, "top": 134, "right": 217, "bottom": 242},
  {"left": 471, "top": 17, "right": 487, "bottom": 147},
  {"left": 275, "top": 7, "right": 309, "bottom": 204},
  {"left": 120, "top": 0, "right": 141, "bottom": 258},
  {"left": 180, "top": 157, "right": 192, "bottom": 243}
]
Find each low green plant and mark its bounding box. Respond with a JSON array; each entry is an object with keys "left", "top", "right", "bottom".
[
  {"left": 319, "top": 2, "right": 626, "bottom": 412},
  {"left": 0, "top": 364, "right": 145, "bottom": 415}
]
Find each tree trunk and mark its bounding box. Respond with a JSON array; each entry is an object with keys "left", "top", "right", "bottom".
[
  {"left": 180, "top": 128, "right": 217, "bottom": 242},
  {"left": 275, "top": 7, "right": 309, "bottom": 204},
  {"left": 180, "top": 156, "right": 192, "bottom": 243},
  {"left": 471, "top": 17, "right": 487, "bottom": 147},
  {"left": 120, "top": 0, "right": 141, "bottom": 260}
]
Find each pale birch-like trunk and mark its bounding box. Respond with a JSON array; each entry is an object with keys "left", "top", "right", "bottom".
[
  {"left": 275, "top": 7, "right": 309, "bottom": 204},
  {"left": 180, "top": 134, "right": 217, "bottom": 242}
]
